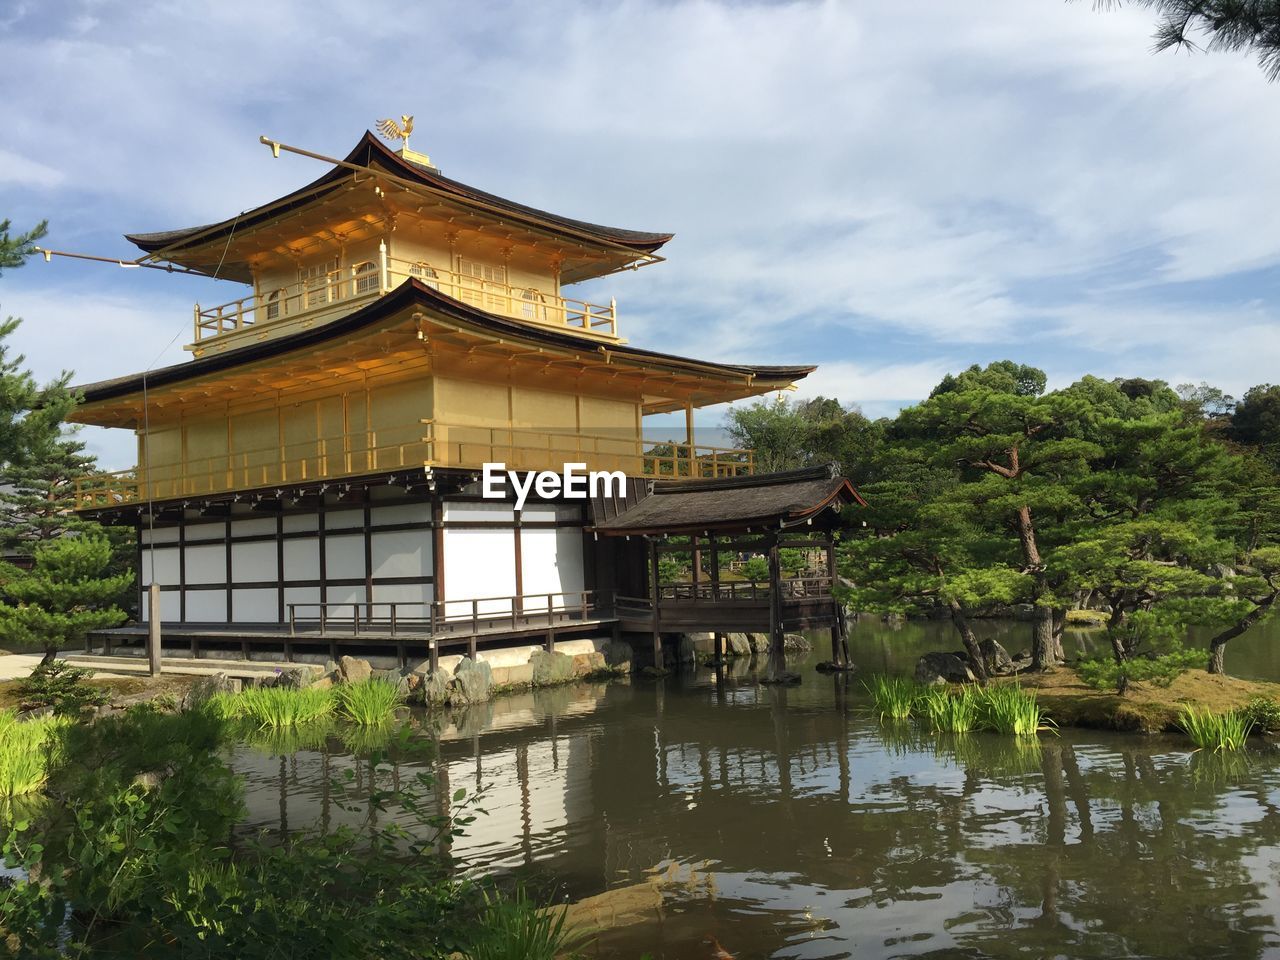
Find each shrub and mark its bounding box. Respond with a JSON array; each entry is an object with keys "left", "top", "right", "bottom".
[
  {"left": 239, "top": 685, "right": 335, "bottom": 729},
  {"left": 14, "top": 660, "right": 109, "bottom": 715},
  {"left": 1241, "top": 696, "right": 1280, "bottom": 734},
  {"left": 865, "top": 675, "right": 921, "bottom": 721},
  {"left": 336, "top": 678, "right": 404, "bottom": 726},
  {"left": 1178, "top": 706, "right": 1253, "bottom": 752},
  {"left": 1076, "top": 647, "right": 1204, "bottom": 692}
]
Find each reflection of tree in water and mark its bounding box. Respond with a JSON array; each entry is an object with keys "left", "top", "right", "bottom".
[
  {"left": 583, "top": 686, "right": 1280, "bottom": 959},
  {"left": 951, "top": 741, "right": 1275, "bottom": 959}
]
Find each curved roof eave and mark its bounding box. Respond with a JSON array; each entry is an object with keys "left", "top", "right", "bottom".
[
  {"left": 125, "top": 132, "right": 674, "bottom": 259},
  {"left": 70, "top": 279, "right": 815, "bottom": 404}
]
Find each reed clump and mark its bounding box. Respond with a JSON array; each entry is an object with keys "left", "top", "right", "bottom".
[
  {"left": 977, "top": 685, "right": 1052, "bottom": 739},
  {"left": 335, "top": 678, "right": 405, "bottom": 726},
  {"left": 865, "top": 675, "right": 924, "bottom": 721},
  {"left": 1178, "top": 705, "right": 1252, "bottom": 752},
  {"left": 238, "top": 686, "right": 335, "bottom": 729},
  {"left": 919, "top": 686, "right": 979, "bottom": 733},
  {"left": 0, "top": 709, "right": 72, "bottom": 796}
]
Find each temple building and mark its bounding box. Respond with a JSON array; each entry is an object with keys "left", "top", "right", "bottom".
[{"left": 69, "top": 125, "right": 860, "bottom": 669}]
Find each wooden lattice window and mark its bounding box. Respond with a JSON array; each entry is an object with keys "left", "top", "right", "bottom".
[{"left": 352, "top": 260, "right": 379, "bottom": 295}]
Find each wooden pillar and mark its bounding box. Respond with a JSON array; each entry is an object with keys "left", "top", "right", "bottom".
[
  {"left": 147, "top": 583, "right": 162, "bottom": 676},
  {"left": 685, "top": 402, "right": 695, "bottom": 469},
  {"left": 648, "top": 538, "right": 662, "bottom": 670},
  {"left": 826, "top": 539, "right": 842, "bottom": 665},
  {"left": 709, "top": 535, "right": 720, "bottom": 601},
  {"left": 691, "top": 534, "right": 701, "bottom": 595},
  {"left": 766, "top": 532, "right": 786, "bottom": 679}
]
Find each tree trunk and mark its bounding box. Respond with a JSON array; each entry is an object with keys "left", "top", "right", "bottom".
[
  {"left": 1014, "top": 505, "right": 1054, "bottom": 671},
  {"left": 40, "top": 647, "right": 56, "bottom": 666},
  {"left": 1207, "top": 589, "right": 1279, "bottom": 675},
  {"left": 1050, "top": 608, "right": 1066, "bottom": 663},
  {"left": 1032, "top": 603, "right": 1055, "bottom": 671},
  {"left": 949, "top": 598, "right": 988, "bottom": 683}
]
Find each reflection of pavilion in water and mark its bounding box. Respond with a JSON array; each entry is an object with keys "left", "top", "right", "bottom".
[{"left": 233, "top": 666, "right": 1280, "bottom": 958}]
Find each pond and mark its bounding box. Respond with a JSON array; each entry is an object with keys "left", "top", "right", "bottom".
[{"left": 231, "top": 620, "right": 1280, "bottom": 959}]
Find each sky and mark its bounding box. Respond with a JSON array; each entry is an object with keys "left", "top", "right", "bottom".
[{"left": 2, "top": 0, "right": 1280, "bottom": 470}]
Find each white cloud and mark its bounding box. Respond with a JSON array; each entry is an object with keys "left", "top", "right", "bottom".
[{"left": 0, "top": 148, "right": 64, "bottom": 188}]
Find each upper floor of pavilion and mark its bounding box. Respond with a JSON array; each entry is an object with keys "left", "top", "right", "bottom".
[{"left": 125, "top": 128, "right": 674, "bottom": 356}]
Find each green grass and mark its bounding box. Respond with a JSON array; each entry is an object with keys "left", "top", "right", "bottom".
[
  {"left": 1178, "top": 705, "right": 1253, "bottom": 752},
  {"left": 335, "top": 678, "right": 404, "bottom": 726},
  {"left": 865, "top": 675, "right": 922, "bottom": 721},
  {"left": 464, "top": 887, "right": 589, "bottom": 960},
  {"left": 238, "top": 686, "right": 335, "bottom": 729},
  {"left": 920, "top": 687, "right": 979, "bottom": 733},
  {"left": 978, "top": 685, "right": 1053, "bottom": 739},
  {"left": 0, "top": 709, "right": 71, "bottom": 796}
]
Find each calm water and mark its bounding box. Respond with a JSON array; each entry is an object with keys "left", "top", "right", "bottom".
[{"left": 232, "top": 619, "right": 1280, "bottom": 959}]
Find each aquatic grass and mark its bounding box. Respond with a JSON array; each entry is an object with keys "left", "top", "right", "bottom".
[
  {"left": 978, "top": 685, "right": 1053, "bottom": 739},
  {"left": 865, "top": 675, "right": 922, "bottom": 721},
  {"left": 919, "top": 687, "right": 979, "bottom": 734},
  {"left": 0, "top": 710, "right": 71, "bottom": 796},
  {"left": 335, "top": 677, "right": 405, "bottom": 726},
  {"left": 202, "top": 691, "right": 246, "bottom": 722},
  {"left": 238, "top": 685, "right": 335, "bottom": 729},
  {"left": 464, "top": 886, "right": 590, "bottom": 960},
  {"left": 1178, "top": 706, "right": 1253, "bottom": 753}
]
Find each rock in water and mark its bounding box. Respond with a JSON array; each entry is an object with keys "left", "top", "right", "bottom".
[
  {"left": 338, "top": 656, "right": 373, "bottom": 684},
  {"left": 181, "top": 672, "right": 238, "bottom": 711},
  {"left": 452, "top": 657, "right": 493, "bottom": 704},
  {"left": 725, "top": 633, "right": 753, "bottom": 657},
  {"left": 600, "top": 638, "right": 634, "bottom": 673},
  {"left": 420, "top": 671, "right": 451, "bottom": 707},
  {"left": 914, "top": 651, "right": 978, "bottom": 685},
  {"left": 783, "top": 633, "right": 812, "bottom": 652},
  {"left": 979, "top": 638, "right": 1014, "bottom": 676},
  {"left": 530, "top": 650, "right": 575, "bottom": 687}
]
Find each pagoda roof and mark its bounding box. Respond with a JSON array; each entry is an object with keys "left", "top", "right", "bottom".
[
  {"left": 124, "top": 133, "right": 673, "bottom": 284},
  {"left": 69, "top": 279, "right": 814, "bottom": 421},
  {"left": 590, "top": 463, "right": 865, "bottom": 536}
]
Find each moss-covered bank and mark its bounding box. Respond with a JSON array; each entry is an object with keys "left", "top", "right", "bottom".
[{"left": 1015, "top": 667, "right": 1280, "bottom": 734}]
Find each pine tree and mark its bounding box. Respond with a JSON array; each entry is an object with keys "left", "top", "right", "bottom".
[
  {"left": 0, "top": 536, "right": 132, "bottom": 661},
  {"left": 1089, "top": 1, "right": 1280, "bottom": 81},
  {"left": 0, "top": 427, "right": 101, "bottom": 553}
]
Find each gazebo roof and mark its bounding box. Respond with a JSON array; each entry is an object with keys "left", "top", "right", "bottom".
[{"left": 591, "top": 463, "right": 864, "bottom": 536}]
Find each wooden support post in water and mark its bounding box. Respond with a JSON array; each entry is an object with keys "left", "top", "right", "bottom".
[
  {"left": 648, "top": 538, "right": 662, "bottom": 669},
  {"left": 766, "top": 534, "right": 786, "bottom": 680},
  {"left": 147, "top": 582, "right": 162, "bottom": 676}
]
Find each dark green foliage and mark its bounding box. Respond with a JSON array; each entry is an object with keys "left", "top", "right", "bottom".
[
  {"left": 725, "top": 394, "right": 881, "bottom": 483},
  {"left": 14, "top": 660, "right": 109, "bottom": 714},
  {"left": 0, "top": 536, "right": 132, "bottom": 656},
  {"left": 1076, "top": 647, "right": 1205, "bottom": 691},
  {"left": 1240, "top": 695, "right": 1280, "bottom": 733},
  {"left": 1230, "top": 384, "right": 1280, "bottom": 467},
  {"left": 0, "top": 713, "right": 543, "bottom": 959},
  {"left": 0, "top": 219, "right": 46, "bottom": 275}
]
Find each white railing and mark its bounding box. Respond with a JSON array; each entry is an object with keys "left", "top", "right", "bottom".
[{"left": 192, "top": 255, "right": 619, "bottom": 345}]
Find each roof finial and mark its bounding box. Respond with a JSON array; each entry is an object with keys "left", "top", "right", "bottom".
[
  {"left": 376, "top": 114, "right": 435, "bottom": 170},
  {"left": 376, "top": 114, "right": 414, "bottom": 149}
]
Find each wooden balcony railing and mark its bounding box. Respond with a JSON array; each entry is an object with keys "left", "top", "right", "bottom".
[
  {"left": 72, "top": 422, "right": 755, "bottom": 510},
  {"left": 421, "top": 421, "right": 754, "bottom": 480},
  {"left": 192, "top": 255, "right": 619, "bottom": 347}
]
